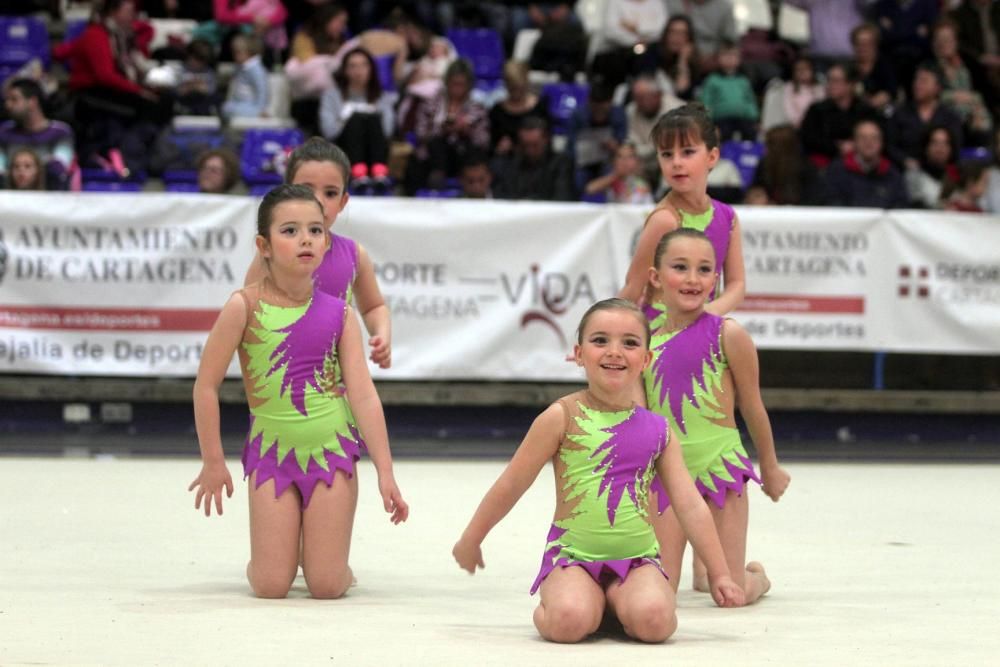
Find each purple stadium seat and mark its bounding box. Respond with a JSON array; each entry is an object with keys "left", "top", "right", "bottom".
[
  {"left": 959, "top": 146, "right": 991, "bottom": 162},
  {"left": 249, "top": 183, "right": 275, "bottom": 197},
  {"left": 415, "top": 188, "right": 462, "bottom": 198},
  {"left": 165, "top": 182, "right": 201, "bottom": 193},
  {"left": 542, "top": 82, "right": 589, "bottom": 134},
  {"left": 83, "top": 181, "right": 144, "bottom": 192},
  {"left": 0, "top": 16, "right": 50, "bottom": 68},
  {"left": 240, "top": 128, "right": 304, "bottom": 186},
  {"left": 447, "top": 28, "right": 504, "bottom": 83},
  {"left": 720, "top": 140, "right": 764, "bottom": 188},
  {"left": 373, "top": 53, "right": 395, "bottom": 92}
]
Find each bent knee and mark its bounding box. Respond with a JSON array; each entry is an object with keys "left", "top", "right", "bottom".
[
  {"left": 304, "top": 571, "right": 351, "bottom": 599},
  {"left": 251, "top": 577, "right": 294, "bottom": 599},
  {"left": 625, "top": 600, "right": 676, "bottom": 643},
  {"left": 540, "top": 603, "right": 602, "bottom": 643}
]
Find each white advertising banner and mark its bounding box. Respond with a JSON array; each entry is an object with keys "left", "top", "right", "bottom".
[{"left": 0, "top": 193, "right": 997, "bottom": 379}]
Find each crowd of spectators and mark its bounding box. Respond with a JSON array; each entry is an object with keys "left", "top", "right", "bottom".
[{"left": 0, "top": 0, "right": 998, "bottom": 212}]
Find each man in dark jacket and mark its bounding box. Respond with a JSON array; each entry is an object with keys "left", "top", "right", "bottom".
[
  {"left": 800, "top": 63, "right": 880, "bottom": 167},
  {"left": 823, "top": 118, "right": 909, "bottom": 208},
  {"left": 492, "top": 116, "right": 576, "bottom": 201}
]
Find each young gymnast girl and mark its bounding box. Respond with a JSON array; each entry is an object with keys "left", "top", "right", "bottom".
[
  {"left": 190, "top": 184, "right": 408, "bottom": 599},
  {"left": 454, "top": 298, "right": 744, "bottom": 644},
  {"left": 644, "top": 228, "right": 789, "bottom": 603},
  {"left": 619, "top": 102, "right": 746, "bottom": 328},
  {"left": 245, "top": 137, "right": 392, "bottom": 368}
]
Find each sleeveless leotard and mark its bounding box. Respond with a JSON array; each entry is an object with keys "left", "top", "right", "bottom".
[
  {"left": 238, "top": 283, "right": 366, "bottom": 508},
  {"left": 313, "top": 233, "right": 359, "bottom": 303},
  {"left": 530, "top": 391, "right": 670, "bottom": 594},
  {"left": 644, "top": 312, "right": 759, "bottom": 511},
  {"left": 644, "top": 198, "right": 734, "bottom": 329}
]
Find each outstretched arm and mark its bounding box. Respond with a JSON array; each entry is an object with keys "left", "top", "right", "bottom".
[
  {"left": 657, "top": 433, "right": 745, "bottom": 607},
  {"left": 723, "top": 320, "right": 789, "bottom": 502},
  {"left": 339, "top": 308, "right": 407, "bottom": 523},
  {"left": 353, "top": 243, "right": 392, "bottom": 369},
  {"left": 618, "top": 207, "right": 679, "bottom": 305},
  {"left": 453, "top": 403, "right": 564, "bottom": 573},
  {"left": 705, "top": 214, "right": 746, "bottom": 316},
  {"left": 189, "top": 294, "right": 245, "bottom": 517}
]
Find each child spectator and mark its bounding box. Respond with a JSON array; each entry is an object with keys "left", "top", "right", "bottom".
[
  {"left": 697, "top": 41, "right": 759, "bottom": 141},
  {"left": 584, "top": 142, "right": 654, "bottom": 204},
  {"left": 761, "top": 55, "right": 825, "bottom": 134},
  {"left": 176, "top": 38, "right": 219, "bottom": 116},
  {"left": 222, "top": 34, "right": 269, "bottom": 119}
]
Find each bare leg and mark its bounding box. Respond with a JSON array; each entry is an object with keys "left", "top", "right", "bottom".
[
  {"left": 247, "top": 472, "right": 302, "bottom": 598},
  {"left": 605, "top": 564, "right": 677, "bottom": 643},
  {"left": 709, "top": 489, "right": 770, "bottom": 604},
  {"left": 691, "top": 553, "right": 709, "bottom": 592},
  {"left": 533, "top": 566, "right": 606, "bottom": 643},
  {"left": 649, "top": 500, "right": 687, "bottom": 593},
  {"left": 301, "top": 468, "right": 359, "bottom": 599}
]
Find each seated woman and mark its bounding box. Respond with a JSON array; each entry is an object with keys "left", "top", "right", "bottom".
[
  {"left": 932, "top": 18, "right": 993, "bottom": 145},
  {"left": 284, "top": 3, "right": 350, "bottom": 135},
  {"left": 318, "top": 47, "right": 396, "bottom": 180},
  {"left": 489, "top": 61, "right": 551, "bottom": 157},
  {"left": 903, "top": 124, "right": 959, "bottom": 209}
]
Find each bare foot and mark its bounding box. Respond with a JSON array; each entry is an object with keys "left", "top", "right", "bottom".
[
  {"left": 745, "top": 561, "right": 771, "bottom": 602},
  {"left": 692, "top": 574, "right": 710, "bottom": 593}
]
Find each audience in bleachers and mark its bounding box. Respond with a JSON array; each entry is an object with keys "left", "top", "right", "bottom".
[
  {"left": 823, "top": 118, "right": 908, "bottom": 209},
  {"left": 318, "top": 46, "right": 394, "bottom": 173},
  {"left": 492, "top": 114, "right": 574, "bottom": 201},
  {"left": 583, "top": 140, "right": 653, "bottom": 204},
  {"left": 760, "top": 54, "right": 824, "bottom": 133},
  {"left": 800, "top": 62, "right": 879, "bottom": 167},
  {"left": 2, "top": 0, "right": 996, "bottom": 205},
  {"left": 625, "top": 73, "right": 682, "bottom": 186},
  {"left": 697, "top": 40, "right": 758, "bottom": 141},
  {"left": 983, "top": 128, "right": 1000, "bottom": 212},
  {"left": 6, "top": 146, "right": 45, "bottom": 189},
  {"left": 942, "top": 158, "right": 990, "bottom": 211},
  {"left": 489, "top": 60, "right": 550, "bottom": 157},
  {"left": 0, "top": 77, "right": 75, "bottom": 190},
  {"left": 195, "top": 146, "right": 241, "bottom": 194},
  {"left": 903, "top": 123, "right": 959, "bottom": 208},
  {"left": 640, "top": 15, "right": 701, "bottom": 101}
]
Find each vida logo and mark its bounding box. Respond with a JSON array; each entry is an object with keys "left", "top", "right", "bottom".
[{"left": 499, "top": 264, "right": 596, "bottom": 347}]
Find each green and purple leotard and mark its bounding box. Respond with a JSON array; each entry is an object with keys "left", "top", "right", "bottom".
[
  {"left": 530, "top": 391, "right": 671, "bottom": 594},
  {"left": 644, "top": 312, "right": 760, "bottom": 511},
  {"left": 644, "top": 198, "right": 734, "bottom": 329},
  {"left": 313, "top": 233, "right": 359, "bottom": 303},
  {"left": 238, "top": 284, "right": 366, "bottom": 508}
]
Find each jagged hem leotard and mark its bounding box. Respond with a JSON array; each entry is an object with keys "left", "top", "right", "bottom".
[
  {"left": 530, "top": 391, "right": 671, "bottom": 594},
  {"left": 237, "top": 283, "right": 367, "bottom": 508},
  {"left": 644, "top": 312, "right": 760, "bottom": 512}
]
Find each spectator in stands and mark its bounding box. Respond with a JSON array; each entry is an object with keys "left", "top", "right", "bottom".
[
  {"left": 5, "top": 148, "right": 45, "bottom": 190},
  {"left": 872, "top": 0, "right": 939, "bottom": 93},
  {"left": 760, "top": 55, "right": 825, "bottom": 133},
  {"left": 799, "top": 63, "right": 878, "bottom": 168},
  {"left": 459, "top": 149, "right": 493, "bottom": 199},
  {"left": 697, "top": 41, "right": 759, "bottom": 141},
  {"left": 626, "top": 74, "right": 683, "bottom": 187},
  {"left": 942, "top": 159, "right": 990, "bottom": 211},
  {"left": 222, "top": 33, "right": 269, "bottom": 119},
  {"left": 567, "top": 80, "right": 627, "bottom": 184},
  {"left": 396, "top": 35, "right": 457, "bottom": 136},
  {"left": 51, "top": 0, "right": 166, "bottom": 175},
  {"left": 851, "top": 23, "right": 899, "bottom": 113},
  {"left": 751, "top": 125, "right": 823, "bottom": 206},
  {"left": 196, "top": 147, "right": 242, "bottom": 194},
  {"left": 492, "top": 115, "right": 575, "bottom": 201},
  {"left": 742, "top": 184, "right": 770, "bottom": 205},
  {"left": 319, "top": 47, "right": 394, "bottom": 175},
  {"left": 931, "top": 18, "right": 994, "bottom": 145},
  {"left": 584, "top": 141, "right": 654, "bottom": 204},
  {"left": 175, "top": 38, "right": 219, "bottom": 116},
  {"left": 490, "top": 61, "right": 550, "bottom": 157},
  {"left": 0, "top": 78, "right": 75, "bottom": 190},
  {"left": 664, "top": 0, "right": 738, "bottom": 72},
  {"left": 640, "top": 15, "right": 702, "bottom": 100},
  {"left": 144, "top": 0, "right": 214, "bottom": 21},
  {"left": 528, "top": 2, "right": 589, "bottom": 82},
  {"left": 284, "top": 2, "right": 350, "bottom": 135},
  {"left": 903, "top": 124, "right": 960, "bottom": 208},
  {"left": 410, "top": 58, "right": 490, "bottom": 192},
  {"left": 593, "top": 0, "right": 668, "bottom": 89},
  {"left": 888, "top": 62, "right": 964, "bottom": 164},
  {"left": 783, "top": 0, "right": 867, "bottom": 70},
  {"left": 948, "top": 0, "right": 1000, "bottom": 113},
  {"left": 983, "top": 127, "right": 1000, "bottom": 212},
  {"left": 211, "top": 0, "right": 288, "bottom": 61},
  {"left": 823, "top": 118, "right": 908, "bottom": 208}
]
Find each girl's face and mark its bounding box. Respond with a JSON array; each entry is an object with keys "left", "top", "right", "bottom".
[
  {"left": 257, "top": 200, "right": 329, "bottom": 275},
  {"left": 574, "top": 309, "right": 651, "bottom": 395},
  {"left": 650, "top": 237, "right": 717, "bottom": 315},
  {"left": 290, "top": 160, "right": 349, "bottom": 229},
  {"left": 793, "top": 59, "right": 813, "bottom": 85},
  {"left": 925, "top": 129, "right": 952, "bottom": 166},
  {"left": 657, "top": 135, "right": 719, "bottom": 194},
  {"left": 11, "top": 152, "right": 39, "bottom": 189},
  {"left": 664, "top": 20, "right": 690, "bottom": 52},
  {"left": 326, "top": 12, "right": 348, "bottom": 39},
  {"left": 344, "top": 53, "right": 372, "bottom": 88},
  {"left": 614, "top": 145, "right": 639, "bottom": 175}
]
